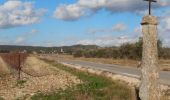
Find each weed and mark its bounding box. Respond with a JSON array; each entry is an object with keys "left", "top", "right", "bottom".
[
  {"left": 16, "top": 79, "right": 27, "bottom": 88},
  {"left": 0, "top": 97, "right": 4, "bottom": 100}
]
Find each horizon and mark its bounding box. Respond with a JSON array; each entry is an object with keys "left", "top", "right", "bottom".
[{"left": 0, "top": 0, "right": 170, "bottom": 47}]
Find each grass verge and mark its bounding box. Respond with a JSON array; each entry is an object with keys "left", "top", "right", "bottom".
[
  {"left": 0, "top": 97, "right": 4, "bottom": 100},
  {"left": 31, "top": 58, "right": 134, "bottom": 100}
]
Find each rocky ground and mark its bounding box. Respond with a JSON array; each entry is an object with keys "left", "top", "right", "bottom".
[{"left": 0, "top": 56, "right": 81, "bottom": 100}]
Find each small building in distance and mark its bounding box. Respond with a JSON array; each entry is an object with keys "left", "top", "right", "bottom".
[{"left": 60, "top": 48, "right": 64, "bottom": 54}]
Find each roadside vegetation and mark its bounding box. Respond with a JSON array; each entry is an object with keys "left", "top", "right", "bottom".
[
  {"left": 0, "top": 97, "right": 4, "bottom": 100},
  {"left": 68, "top": 38, "right": 170, "bottom": 71},
  {"left": 31, "top": 59, "right": 134, "bottom": 100},
  {"left": 73, "top": 38, "right": 169, "bottom": 60}
]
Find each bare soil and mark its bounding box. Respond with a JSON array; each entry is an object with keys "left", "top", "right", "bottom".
[{"left": 0, "top": 56, "right": 80, "bottom": 100}]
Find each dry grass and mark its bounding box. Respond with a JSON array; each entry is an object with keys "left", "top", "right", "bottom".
[
  {"left": 159, "top": 59, "right": 170, "bottom": 71},
  {"left": 40, "top": 54, "right": 170, "bottom": 71},
  {"left": 0, "top": 57, "right": 10, "bottom": 76},
  {"left": 161, "top": 89, "right": 170, "bottom": 100},
  {"left": 22, "top": 56, "right": 59, "bottom": 76}
]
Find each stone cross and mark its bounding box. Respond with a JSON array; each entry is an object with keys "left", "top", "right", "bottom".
[
  {"left": 144, "top": 0, "right": 157, "bottom": 15},
  {"left": 139, "top": 12, "right": 161, "bottom": 100}
]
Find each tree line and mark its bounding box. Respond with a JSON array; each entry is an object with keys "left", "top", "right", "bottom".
[{"left": 73, "top": 38, "right": 170, "bottom": 60}]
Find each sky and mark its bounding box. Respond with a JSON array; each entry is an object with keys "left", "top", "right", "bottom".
[{"left": 0, "top": 0, "right": 170, "bottom": 47}]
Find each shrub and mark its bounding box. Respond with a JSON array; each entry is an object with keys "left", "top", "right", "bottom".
[{"left": 72, "top": 38, "right": 167, "bottom": 60}]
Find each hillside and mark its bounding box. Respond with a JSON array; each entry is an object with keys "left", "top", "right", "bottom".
[{"left": 0, "top": 44, "right": 100, "bottom": 54}]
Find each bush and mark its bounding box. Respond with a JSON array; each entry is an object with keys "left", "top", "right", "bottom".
[{"left": 73, "top": 50, "right": 83, "bottom": 57}]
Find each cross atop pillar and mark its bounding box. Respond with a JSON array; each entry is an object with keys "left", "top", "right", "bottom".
[{"left": 144, "top": 0, "right": 157, "bottom": 15}]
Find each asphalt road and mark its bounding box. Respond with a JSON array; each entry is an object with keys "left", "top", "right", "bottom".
[{"left": 59, "top": 59, "right": 170, "bottom": 85}]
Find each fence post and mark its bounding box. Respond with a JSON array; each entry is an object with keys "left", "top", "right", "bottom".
[{"left": 18, "top": 53, "right": 21, "bottom": 80}]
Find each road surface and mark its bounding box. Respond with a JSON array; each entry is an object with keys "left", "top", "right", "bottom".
[{"left": 58, "top": 59, "right": 170, "bottom": 85}]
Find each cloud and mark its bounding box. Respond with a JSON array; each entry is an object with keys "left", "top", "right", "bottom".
[
  {"left": 0, "top": 0, "right": 46, "bottom": 28},
  {"left": 80, "top": 23, "right": 143, "bottom": 47},
  {"left": 87, "top": 23, "right": 127, "bottom": 34},
  {"left": 14, "top": 37, "right": 25, "bottom": 44},
  {"left": 14, "top": 29, "right": 39, "bottom": 44},
  {"left": 53, "top": 4, "right": 86, "bottom": 21},
  {"left": 26, "top": 29, "right": 39, "bottom": 36},
  {"left": 77, "top": 34, "right": 138, "bottom": 47},
  {"left": 16, "top": 29, "right": 39, "bottom": 43},
  {"left": 0, "top": 29, "right": 39, "bottom": 45},
  {"left": 158, "top": 15, "right": 170, "bottom": 47},
  {"left": 112, "top": 23, "right": 127, "bottom": 31},
  {"left": 54, "top": 0, "right": 170, "bottom": 21}
]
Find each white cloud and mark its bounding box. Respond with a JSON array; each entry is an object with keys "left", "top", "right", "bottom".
[
  {"left": 87, "top": 23, "right": 127, "bottom": 34},
  {"left": 0, "top": 29, "right": 39, "bottom": 45},
  {"left": 54, "top": 0, "right": 170, "bottom": 20},
  {"left": 0, "top": 0, "right": 46, "bottom": 28},
  {"left": 28, "top": 29, "right": 39, "bottom": 35},
  {"left": 112, "top": 23, "right": 127, "bottom": 31},
  {"left": 77, "top": 35, "right": 138, "bottom": 47},
  {"left": 53, "top": 4, "right": 86, "bottom": 20},
  {"left": 158, "top": 15, "right": 170, "bottom": 47},
  {"left": 14, "top": 37, "right": 25, "bottom": 44},
  {"left": 163, "top": 17, "right": 170, "bottom": 30}
]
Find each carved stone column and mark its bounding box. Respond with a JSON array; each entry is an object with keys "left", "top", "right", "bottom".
[{"left": 139, "top": 15, "right": 161, "bottom": 100}]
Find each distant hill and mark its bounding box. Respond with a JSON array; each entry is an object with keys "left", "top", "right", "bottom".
[
  {"left": 61, "top": 44, "right": 99, "bottom": 50},
  {"left": 0, "top": 44, "right": 100, "bottom": 54}
]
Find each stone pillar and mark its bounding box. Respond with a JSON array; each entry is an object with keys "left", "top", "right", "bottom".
[{"left": 139, "top": 15, "right": 161, "bottom": 100}]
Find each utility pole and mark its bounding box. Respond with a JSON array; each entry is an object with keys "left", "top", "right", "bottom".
[{"left": 139, "top": 0, "right": 161, "bottom": 100}]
